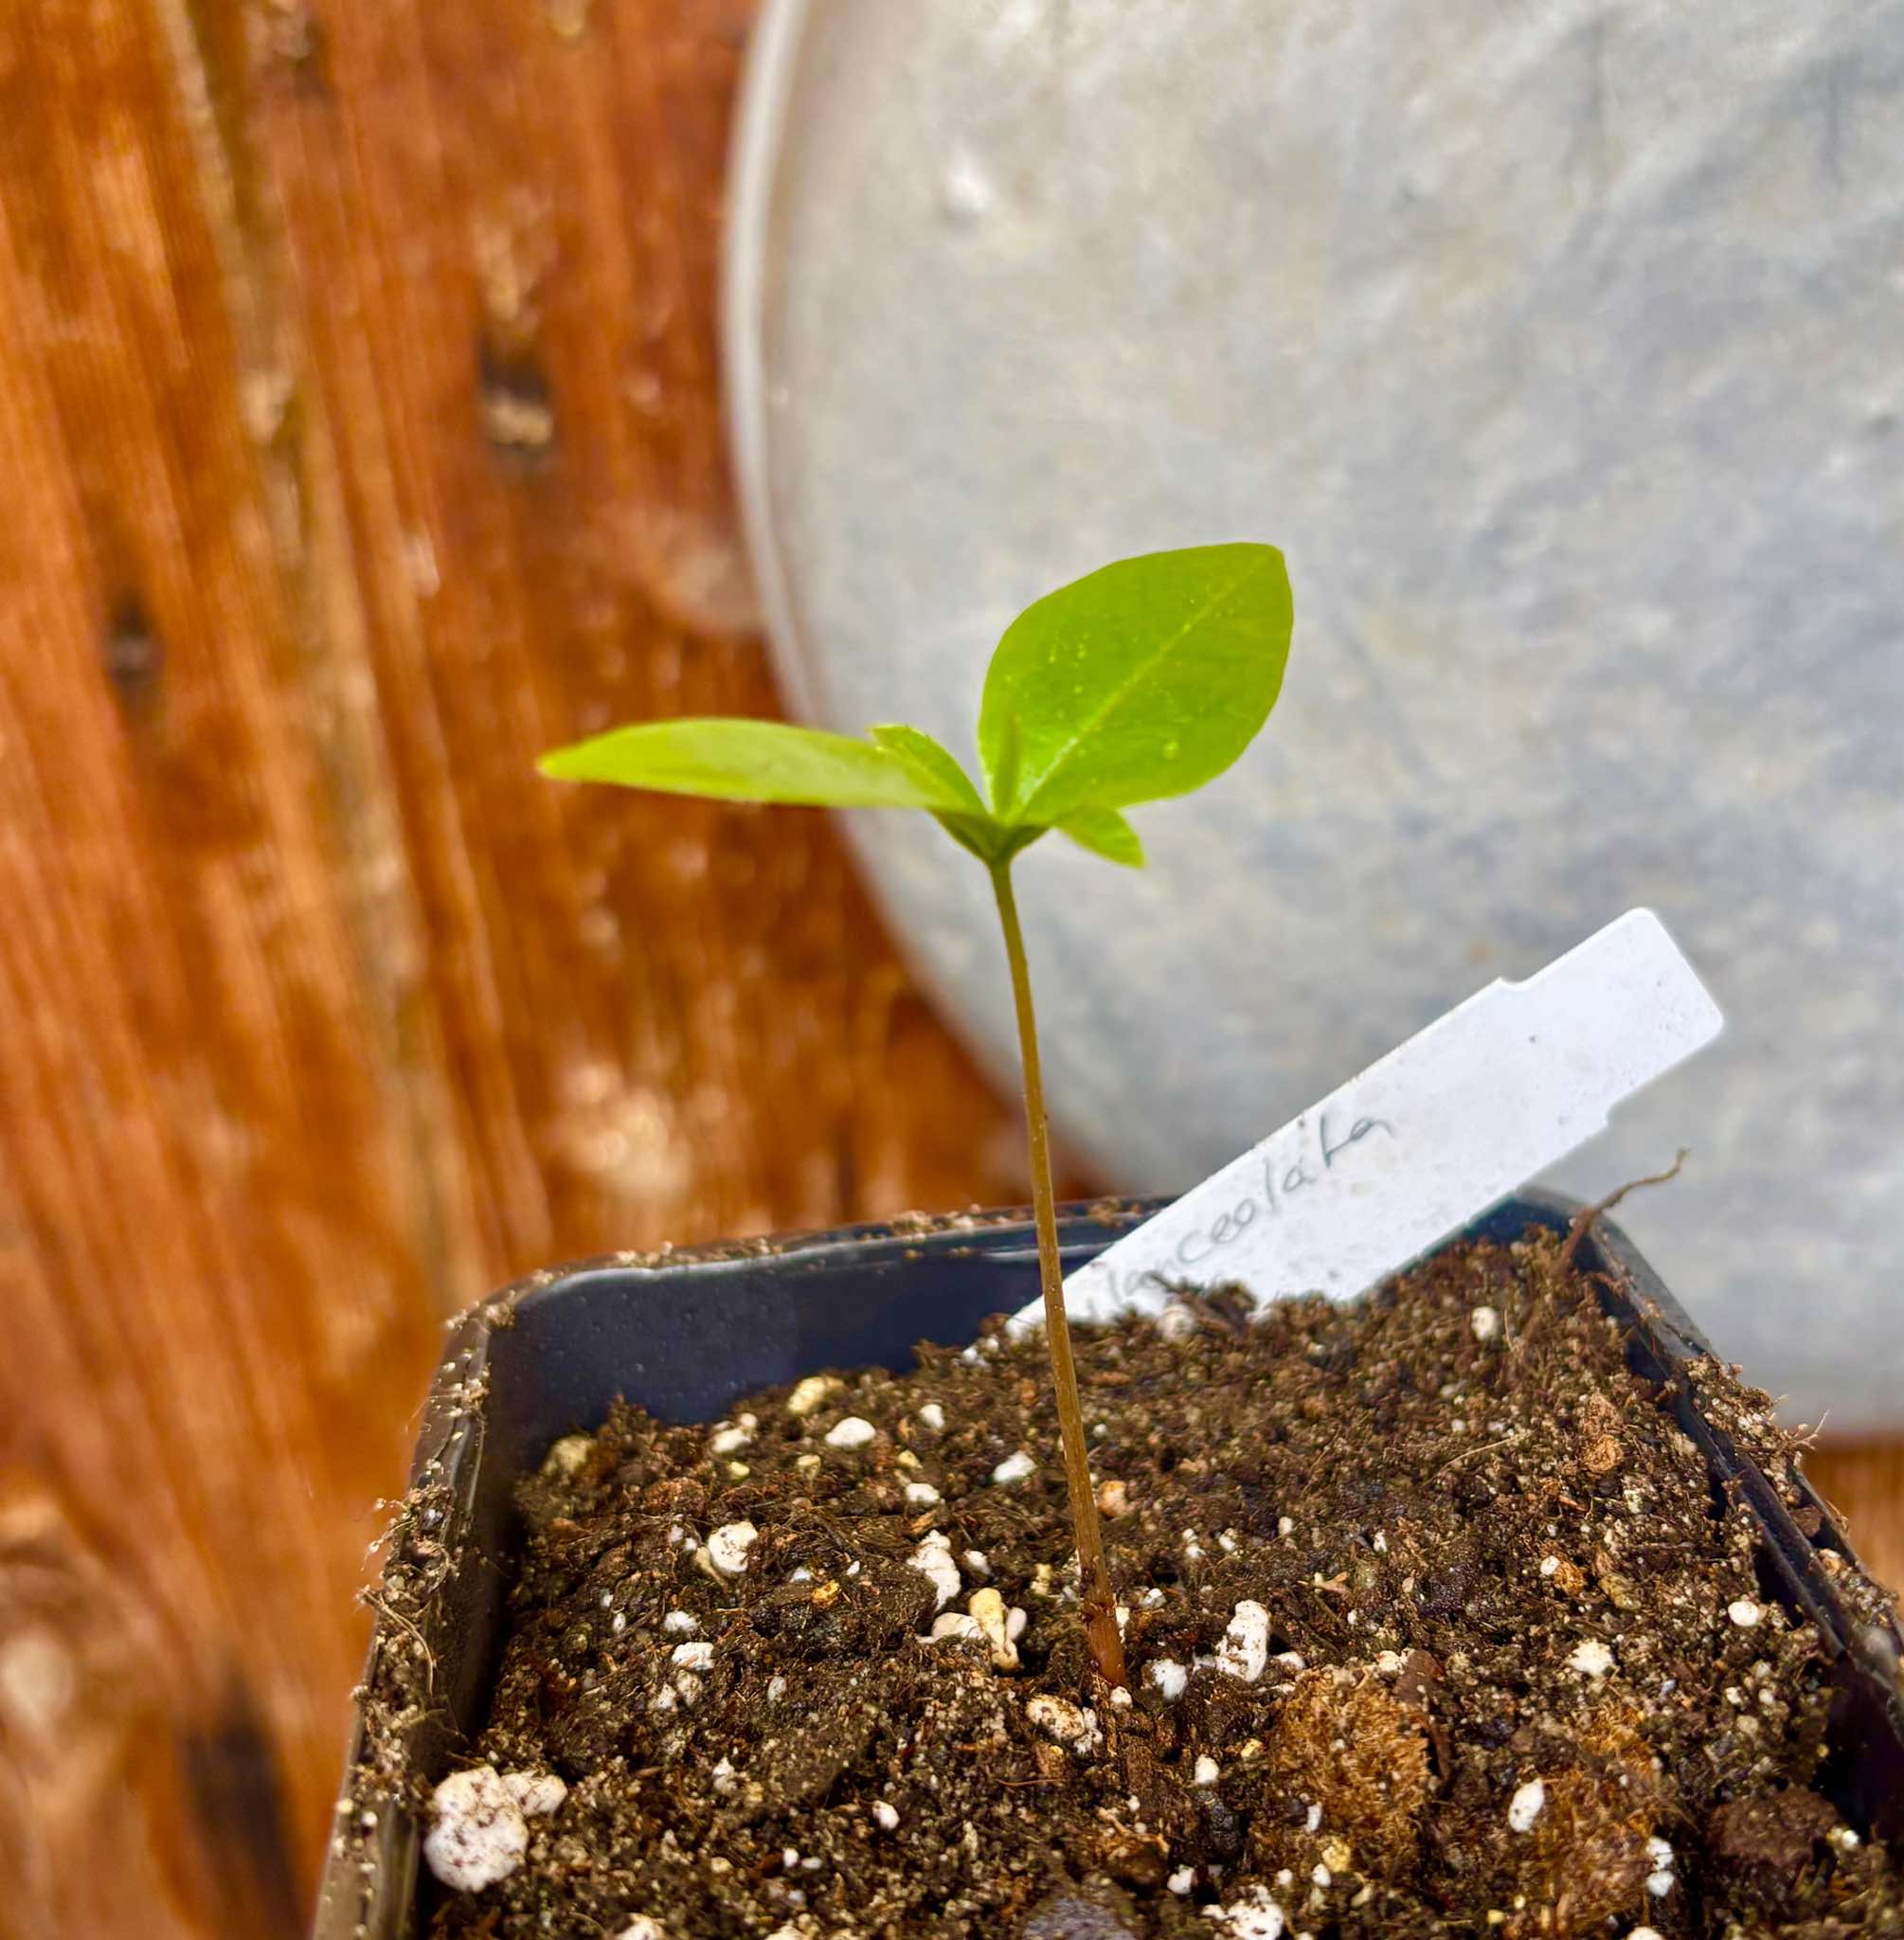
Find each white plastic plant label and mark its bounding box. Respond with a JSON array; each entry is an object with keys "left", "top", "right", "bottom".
[{"left": 1049, "top": 908, "right": 1722, "bottom": 1327}]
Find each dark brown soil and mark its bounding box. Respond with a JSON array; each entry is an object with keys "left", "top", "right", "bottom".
[{"left": 427, "top": 1230, "right": 1902, "bottom": 1938}]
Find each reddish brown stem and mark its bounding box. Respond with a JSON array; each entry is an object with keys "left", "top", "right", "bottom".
[{"left": 989, "top": 860, "right": 1128, "bottom": 1689}]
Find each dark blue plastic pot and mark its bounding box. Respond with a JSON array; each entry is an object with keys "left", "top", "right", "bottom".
[{"left": 312, "top": 1193, "right": 1903, "bottom": 1938}]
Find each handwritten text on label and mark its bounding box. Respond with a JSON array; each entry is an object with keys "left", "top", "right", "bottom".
[{"left": 1090, "top": 1110, "right": 1394, "bottom": 1308}]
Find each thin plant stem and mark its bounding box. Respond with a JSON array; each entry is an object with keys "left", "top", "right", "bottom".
[{"left": 988, "top": 859, "right": 1128, "bottom": 1689}]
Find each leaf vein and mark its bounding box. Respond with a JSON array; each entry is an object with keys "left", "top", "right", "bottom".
[{"left": 1012, "top": 549, "right": 1277, "bottom": 817}]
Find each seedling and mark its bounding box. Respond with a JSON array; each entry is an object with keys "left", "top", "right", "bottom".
[{"left": 541, "top": 543, "right": 1294, "bottom": 1685}]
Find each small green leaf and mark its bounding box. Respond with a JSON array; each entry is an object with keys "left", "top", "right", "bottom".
[
  {"left": 539, "top": 718, "right": 958, "bottom": 811},
  {"left": 978, "top": 543, "right": 1293, "bottom": 823},
  {"left": 985, "top": 708, "right": 1022, "bottom": 818},
  {"left": 868, "top": 724, "right": 989, "bottom": 817},
  {"left": 1055, "top": 805, "right": 1145, "bottom": 868}
]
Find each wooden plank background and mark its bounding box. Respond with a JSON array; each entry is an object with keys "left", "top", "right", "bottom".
[{"left": 0, "top": 3, "right": 1895, "bottom": 1935}]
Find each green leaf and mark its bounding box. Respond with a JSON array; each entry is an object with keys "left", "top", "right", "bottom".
[
  {"left": 985, "top": 708, "right": 1022, "bottom": 819},
  {"left": 978, "top": 543, "right": 1293, "bottom": 823},
  {"left": 539, "top": 718, "right": 961, "bottom": 812},
  {"left": 1054, "top": 805, "right": 1145, "bottom": 868},
  {"left": 868, "top": 724, "right": 989, "bottom": 817}
]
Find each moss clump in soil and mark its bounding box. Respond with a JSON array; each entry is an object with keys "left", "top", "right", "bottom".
[{"left": 427, "top": 1230, "right": 1903, "bottom": 1938}]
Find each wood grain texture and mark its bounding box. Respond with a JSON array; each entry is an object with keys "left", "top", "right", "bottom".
[
  {"left": 0, "top": 3, "right": 1041, "bottom": 1934},
  {"left": 1807, "top": 1442, "right": 1904, "bottom": 1608},
  {"left": 0, "top": 5, "right": 1898, "bottom": 1938}
]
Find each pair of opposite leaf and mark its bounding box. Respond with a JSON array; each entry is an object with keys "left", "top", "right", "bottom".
[{"left": 540, "top": 543, "right": 1294, "bottom": 871}]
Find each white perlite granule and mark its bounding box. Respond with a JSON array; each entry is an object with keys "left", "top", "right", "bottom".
[
  {"left": 705, "top": 1521, "right": 758, "bottom": 1576},
  {"left": 499, "top": 1769, "right": 566, "bottom": 1818},
  {"left": 969, "top": 1587, "right": 1019, "bottom": 1669},
  {"left": 991, "top": 1449, "right": 1036, "bottom": 1484},
  {"left": 1507, "top": 1778, "right": 1547, "bottom": 1833},
  {"left": 907, "top": 1531, "right": 961, "bottom": 1609},
  {"left": 1147, "top": 1658, "right": 1189, "bottom": 1701},
  {"left": 1568, "top": 1638, "right": 1615, "bottom": 1678},
  {"left": 422, "top": 1766, "right": 529, "bottom": 1892},
  {"left": 1203, "top": 1885, "right": 1286, "bottom": 1937},
  {"left": 824, "top": 1415, "right": 877, "bottom": 1449},
  {"left": 1216, "top": 1600, "right": 1270, "bottom": 1682},
  {"left": 541, "top": 1433, "right": 593, "bottom": 1478},
  {"left": 785, "top": 1374, "right": 841, "bottom": 1416},
  {"left": 1025, "top": 1695, "right": 1102, "bottom": 1754}
]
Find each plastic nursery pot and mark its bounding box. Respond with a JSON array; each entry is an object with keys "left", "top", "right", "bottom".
[{"left": 312, "top": 1192, "right": 1904, "bottom": 1940}]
